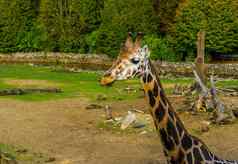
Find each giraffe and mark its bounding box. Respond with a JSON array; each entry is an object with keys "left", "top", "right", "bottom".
[{"left": 100, "top": 32, "right": 238, "bottom": 164}]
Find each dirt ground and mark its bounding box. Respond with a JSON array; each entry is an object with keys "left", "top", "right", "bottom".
[
  {"left": 3, "top": 79, "right": 62, "bottom": 88},
  {"left": 0, "top": 96, "right": 238, "bottom": 164}
]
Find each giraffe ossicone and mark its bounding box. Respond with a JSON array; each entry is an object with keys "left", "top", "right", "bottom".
[{"left": 100, "top": 32, "right": 238, "bottom": 164}]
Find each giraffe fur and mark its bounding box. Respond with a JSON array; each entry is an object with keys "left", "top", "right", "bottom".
[{"left": 100, "top": 32, "right": 238, "bottom": 164}]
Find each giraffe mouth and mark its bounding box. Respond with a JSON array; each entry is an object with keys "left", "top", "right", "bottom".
[
  {"left": 100, "top": 76, "right": 116, "bottom": 86},
  {"left": 136, "top": 69, "right": 144, "bottom": 77}
]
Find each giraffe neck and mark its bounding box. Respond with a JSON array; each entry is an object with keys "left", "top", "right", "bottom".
[
  {"left": 141, "top": 59, "right": 188, "bottom": 160},
  {"left": 140, "top": 59, "right": 238, "bottom": 163}
]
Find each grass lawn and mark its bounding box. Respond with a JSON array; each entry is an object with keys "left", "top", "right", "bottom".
[
  {"left": 0, "top": 64, "right": 141, "bottom": 101},
  {"left": 0, "top": 64, "right": 237, "bottom": 101}
]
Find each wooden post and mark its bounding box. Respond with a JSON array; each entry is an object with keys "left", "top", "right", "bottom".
[
  {"left": 195, "top": 31, "right": 207, "bottom": 85},
  {"left": 191, "top": 31, "right": 209, "bottom": 112},
  {"left": 197, "top": 31, "right": 205, "bottom": 62}
]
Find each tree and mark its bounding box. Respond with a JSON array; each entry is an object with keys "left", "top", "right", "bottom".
[
  {"left": 79, "top": 0, "right": 104, "bottom": 32},
  {"left": 96, "top": 0, "right": 160, "bottom": 57},
  {"left": 152, "top": 0, "right": 180, "bottom": 33},
  {"left": 39, "top": 0, "right": 86, "bottom": 52},
  {"left": 39, "top": 0, "right": 64, "bottom": 51},
  {"left": 171, "top": 0, "right": 238, "bottom": 60},
  {"left": 39, "top": 0, "right": 105, "bottom": 53},
  {"left": 0, "top": 0, "right": 37, "bottom": 52}
]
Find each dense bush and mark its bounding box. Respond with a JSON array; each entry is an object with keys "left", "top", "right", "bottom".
[
  {"left": 143, "top": 35, "right": 177, "bottom": 61},
  {"left": 16, "top": 23, "right": 46, "bottom": 52},
  {"left": 39, "top": 0, "right": 105, "bottom": 53},
  {"left": 152, "top": 0, "right": 180, "bottom": 33},
  {"left": 79, "top": 0, "right": 104, "bottom": 32},
  {"left": 0, "top": 0, "right": 37, "bottom": 52},
  {"left": 96, "top": 0, "right": 160, "bottom": 57},
  {"left": 171, "top": 0, "right": 238, "bottom": 60},
  {"left": 39, "top": 0, "right": 86, "bottom": 52}
]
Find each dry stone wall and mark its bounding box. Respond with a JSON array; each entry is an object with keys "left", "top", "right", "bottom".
[
  {"left": 0, "top": 53, "right": 112, "bottom": 70},
  {"left": 0, "top": 53, "right": 237, "bottom": 78},
  {"left": 154, "top": 61, "right": 238, "bottom": 79}
]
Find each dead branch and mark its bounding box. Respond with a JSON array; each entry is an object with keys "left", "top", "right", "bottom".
[
  {"left": 192, "top": 68, "right": 209, "bottom": 97},
  {"left": 191, "top": 68, "right": 209, "bottom": 112},
  {"left": 210, "top": 75, "right": 235, "bottom": 123},
  {"left": 210, "top": 75, "right": 225, "bottom": 113}
]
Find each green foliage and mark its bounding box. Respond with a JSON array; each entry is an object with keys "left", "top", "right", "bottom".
[
  {"left": 96, "top": 0, "right": 160, "bottom": 57},
  {"left": 85, "top": 31, "right": 99, "bottom": 53},
  {"left": 171, "top": 0, "right": 238, "bottom": 59},
  {"left": 16, "top": 23, "right": 47, "bottom": 52},
  {"left": 0, "top": 0, "right": 37, "bottom": 52},
  {"left": 39, "top": 0, "right": 86, "bottom": 52},
  {"left": 0, "top": 1, "right": 15, "bottom": 52},
  {"left": 96, "top": 28, "right": 123, "bottom": 57},
  {"left": 152, "top": 0, "right": 180, "bottom": 33},
  {"left": 79, "top": 0, "right": 104, "bottom": 32},
  {"left": 38, "top": 0, "right": 105, "bottom": 53},
  {"left": 38, "top": 0, "right": 60, "bottom": 51},
  {"left": 1, "top": 0, "right": 237, "bottom": 62},
  {"left": 143, "top": 35, "right": 177, "bottom": 61}
]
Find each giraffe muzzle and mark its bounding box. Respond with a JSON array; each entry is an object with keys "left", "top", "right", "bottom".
[{"left": 100, "top": 75, "right": 116, "bottom": 86}]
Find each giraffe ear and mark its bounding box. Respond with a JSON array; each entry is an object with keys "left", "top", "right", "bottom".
[
  {"left": 134, "top": 32, "right": 144, "bottom": 49},
  {"left": 124, "top": 32, "right": 133, "bottom": 50},
  {"left": 141, "top": 45, "right": 150, "bottom": 58}
]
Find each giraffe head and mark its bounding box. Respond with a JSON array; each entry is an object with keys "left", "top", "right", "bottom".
[{"left": 100, "top": 32, "right": 150, "bottom": 85}]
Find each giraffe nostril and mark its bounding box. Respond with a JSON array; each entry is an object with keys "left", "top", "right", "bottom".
[
  {"left": 103, "top": 71, "right": 111, "bottom": 77},
  {"left": 127, "top": 69, "right": 132, "bottom": 75}
]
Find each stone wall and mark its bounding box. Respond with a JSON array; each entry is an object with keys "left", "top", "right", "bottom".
[
  {"left": 154, "top": 61, "right": 238, "bottom": 79},
  {"left": 0, "top": 53, "right": 237, "bottom": 78},
  {"left": 0, "top": 53, "right": 112, "bottom": 70}
]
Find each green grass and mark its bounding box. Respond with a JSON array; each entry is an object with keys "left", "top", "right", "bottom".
[
  {"left": 0, "top": 143, "right": 17, "bottom": 161},
  {"left": 216, "top": 79, "right": 238, "bottom": 88},
  {"left": 0, "top": 64, "right": 141, "bottom": 101},
  {"left": 0, "top": 64, "right": 237, "bottom": 102},
  {"left": 161, "top": 78, "right": 192, "bottom": 84},
  {"left": 0, "top": 143, "right": 51, "bottom": 163}
]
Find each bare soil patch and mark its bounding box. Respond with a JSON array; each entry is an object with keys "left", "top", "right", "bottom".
[
  {"left": 3, "top": 79, "right": 62, "bottom": 88},
  {"left": 162, "top": 83, "right": 175, "bottom": 89},
  {"left": 0, "top": 96, "right": 237, "bottom": 164}
]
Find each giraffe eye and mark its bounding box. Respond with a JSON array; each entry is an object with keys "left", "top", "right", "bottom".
[{"left": 130, "top": 58, "right": 140, "bottom": 64}]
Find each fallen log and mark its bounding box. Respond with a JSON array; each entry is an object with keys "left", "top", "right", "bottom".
[{"left": 0, "top": 88, "right": 62, "bottom": 96}]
